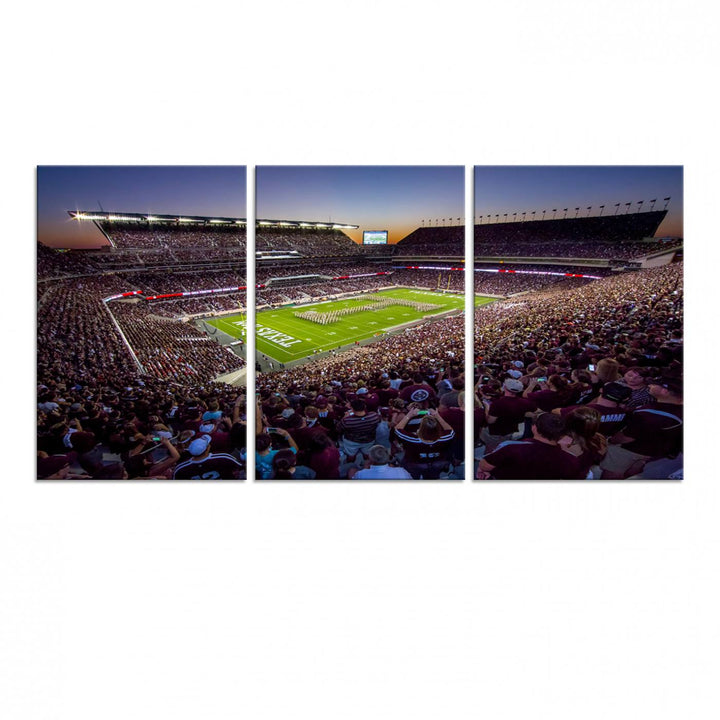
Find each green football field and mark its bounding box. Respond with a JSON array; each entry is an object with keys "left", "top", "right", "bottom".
[{"left": 205, "top": 289, "right": 496, "bottom": 363}]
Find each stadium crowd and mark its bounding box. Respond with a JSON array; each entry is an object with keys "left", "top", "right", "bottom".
[
  {"left": 255, "top": 314, "right": 466, "bottom": 479},
  {"left": 257, "top": 228, "right": 360, "bottom": 256},
  {"left": 472, "top": 263, "right": 683, "bottom": 479}
]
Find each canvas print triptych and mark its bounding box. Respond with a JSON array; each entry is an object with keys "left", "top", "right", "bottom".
[{"left": 36, "top": 166, "right": 683, "bottom": 480}]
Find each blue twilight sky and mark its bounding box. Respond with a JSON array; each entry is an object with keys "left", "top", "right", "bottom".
[
  {"left": 474, "top": 166, "right": 683, "bottom": 237},
  {"left": 37, "top": 166, "right": 247, "bottom": 248},
  {"left": 256, "top": 166, "right": 464, "bottom": 244}
]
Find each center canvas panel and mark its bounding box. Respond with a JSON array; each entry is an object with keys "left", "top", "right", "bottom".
[{"left": 253, "top": 166, "right": 466, "bottom": 480}]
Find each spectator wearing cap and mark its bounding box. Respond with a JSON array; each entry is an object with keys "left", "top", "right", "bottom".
[
  {"left": 477, "top": 413, "right": 582, "bottom": 480},
  {"left": 349, "top": 445, "right": 413, "bottom": 479},
  {"left": 173, "top": 433, "right": 242, "bottom": 479},
  {"left": 480, "top": 378, "right": 537, "bottom": 453},
  {"left": 556, "top": 382, "right": 632, "bottom": 437},
  {"left": 600, "top": 377, "right": 683, "bottom": 479}
]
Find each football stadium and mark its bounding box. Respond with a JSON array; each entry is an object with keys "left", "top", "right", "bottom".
[
  {"left": 36, "top": 166, "right": 683, "bottom": 482},
  {"left": 471, "top": 190, "right": 683, "bottom": 481},
  {"left": 251, "top": 181, "right": 477, "bottom": 481},
  {"left": 37, "top": 205, "right": 250, "bottom": 480}
]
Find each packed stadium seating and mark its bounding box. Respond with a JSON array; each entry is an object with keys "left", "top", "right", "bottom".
[{"left": 37, "top": 210, "right": 683, "bottom": 480}]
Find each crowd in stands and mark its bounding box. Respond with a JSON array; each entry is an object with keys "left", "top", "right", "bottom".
[
  {"left": 97, "top": 222, "right": 247, "bottom": 253},
  {"left": 37, "top": 243, "right": 97, "bottom": 279},
  {"left": 256, "top": 262, "right": 386, "bottom": 283},
  {"left": 38, "top": 377, "right": 247, "bottom": 480},
  {"left": 474, "top": 272, "right": 593, "bottom": 296},
  {"left": 472, "top": 263, "right": 683, "bottom": 479},
  {"left": 109, "top": 303, "right": 244, "bottom": 383},
  {"left": 37, "top": 212, "right": 683, "bottom": 481},
  {"left": 255, "top": 314, "right": 466, "bottom": 479},
  {"left": 395, "top": 226, "right": 464, "bottom": 256},
  {"left": 474, "top": 238, "right": 682, "bottom": 260},
  {"left": 257, "top": 228, "right": 360, "bottom": 257},
  {"left": 37, "top": 279, "right": 247, "bottom": 480}
]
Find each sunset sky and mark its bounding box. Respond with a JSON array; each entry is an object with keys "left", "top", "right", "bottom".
[
  {"left": 474, "top": 166, "right": 683, "bottom": 237},
  {"left": 256, "top": 166, "right": 465, "bottom": 245},
  {"left": 37, "top": 166, "right": 247, "bottom": 249}
]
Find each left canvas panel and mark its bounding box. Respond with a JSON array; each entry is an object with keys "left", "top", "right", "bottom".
[{"left": 36, "top": 166, "right": 248, "bottom": 480}]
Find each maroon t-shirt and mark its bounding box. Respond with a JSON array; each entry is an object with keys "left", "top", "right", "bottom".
[
  {"left": 439, "top": 407, "right": 464, "bottom": 434},
  {"left": 484, "top": 439, "right": 581, "bottom": 480},
  {"left": 621, "top": 402, "right": 683, "bottom": 457},
  {"left": 399, "top": 384, "right": 437, "bottom": 404},
  {"left": 377, "top": 387, "right": 399, "bottom": 406},
  {"left": 310, "top": 446, "right": 341, "bottom": 479},
  {"left": 560, "top": 403, "right": 631, "bottom": 437},
  {"left": 487, "top": 396, "right": 537, "bottom": 435},
  {"left": 526, "top": 389, "right": 567, "bottom": 412}
]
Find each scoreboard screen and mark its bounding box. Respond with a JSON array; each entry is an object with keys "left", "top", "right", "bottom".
[{"left": 363, "top": 230, "right": 388, "bottom": 245}]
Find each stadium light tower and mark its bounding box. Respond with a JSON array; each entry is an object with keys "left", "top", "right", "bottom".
[
  {"left": 637, "top": 200, "right": 644, "bottom": 213},
  {"left": 542, "top": 209, "right": 546, "bottom": 220},
  {"left": 552, "top": 209, "right": 557, "bottom": 219},
  {"left": 503, "top": 213, "right": 508, "bottom": 222},
  {"left": 625, "top": 202, "right": 632, "bottom": 214},
  {"left": 522, "top": 212, "right": 526, "bottom": 222},
  {"left": 531, "top": 211, "right": 536, "bottom": 221},
  {"left": 663, "top": 197, "right": 671, "bottom": 209},
  {"left": 574, "top": 207, "right": 579, "bottom": 218},
  {"left": 563, "top": 208, "right": 568, "bottom": 218},
  {"left": 614, "top": 203, "right": 621, "bottom": 215},
  {"left": 599, "top": 205, "right": 605, "bottom": 216},
  {"left": 495, "top": 214, "right": 499, "bottom": 223},
  {"left": 586, "top": 206, "right": 592, "bottom": 217},
  {"left": 513, "top": 212, "right": 517, "bottom": 222},
  {"left": 650, "top": 198, "right": 657, "bottom": 211}
]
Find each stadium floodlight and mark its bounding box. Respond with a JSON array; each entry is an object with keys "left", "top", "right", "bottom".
[
  {"left": 73, "top": 212, "right": 105, "bottom": 221},
  {"left": 258, "top": 221, "right": 273, "bottom": 226},
  {"left": 209, "top": 219, "right": 226, "bottom": 224},
  {"left": 235, "top": 220, "right": 246, "bottom": 224},
  {"left": 146, "top": 216, "right": 160, "bottom": 222},
  {"left": 108, "top": 215, "right": 139, "bottom": 222},
  {"left": 178, "top": 217, "right": 196, "bottom": 223}
]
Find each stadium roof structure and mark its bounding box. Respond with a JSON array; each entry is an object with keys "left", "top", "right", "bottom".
[
  {"left": 69, "top": 211, "right": 247, "bottom": 225},
  {"left": 69, "top": 211, "right": 358, "bottom": 230},
  {"left": 256, "top": 219, "right": 358, "bottom": 229}
]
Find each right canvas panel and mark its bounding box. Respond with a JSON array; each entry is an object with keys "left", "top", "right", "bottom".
[{"left": 473, "top": 166, "right": 683, "bottom": 480}]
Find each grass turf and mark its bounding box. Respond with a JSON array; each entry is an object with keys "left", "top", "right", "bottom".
[{"left": 205, "top": 288, "right": 496, "bottom": 363}]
